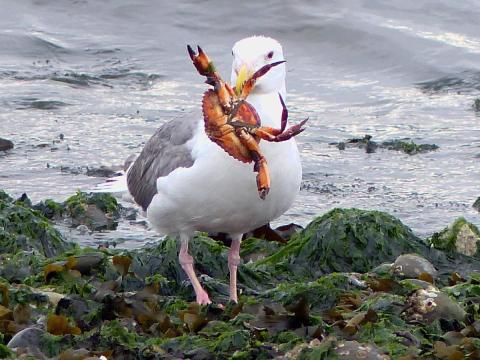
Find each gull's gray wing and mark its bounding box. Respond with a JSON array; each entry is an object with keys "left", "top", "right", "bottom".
[{"left": 127, "top": 112, "right": 200, "bottom": 211}]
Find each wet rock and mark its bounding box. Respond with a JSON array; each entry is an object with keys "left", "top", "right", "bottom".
[
  {"left": 85, "top": 165, "right": 122, "bottom": 178},
  {"left": 130, "top": 235, "right": 230, "bottom": 296},
  {"left": 32, "top": 199, "right": 64, "bottom": 219},
  {"left": 70, "top": 253, "right": 104, "bottom": 274},
  {"left": 401, "top": 279, "right": 435, "bottom": 290},
  {"left": 405, "top": 287, "right": 466, "bottom": 323},
  {"left": 84, "top": 204, "right": 112, "bottom": 230},
  {"left": 65, "top": 191, "right": 120, "bottom": 231},
  {"left": 0, "top": 190, "right": 74, "bottom": 257},
  {"left": 0, "top": 138, "right": 14, "bottom": 151},
  {"left": 240, "top": 237, "right": 282, "bottom": 263},
  {"left": 392, "top": 254, "right": 438, "bottom": 280},
  {"left": 473, "top": 197, "right": 480, "bottom": 212},
  {"left": 381, "top": 139, "right": 438, "bottom": 155},
  {"left": 255, "top": 208, "right": 429, "bottom": 278},
  {"left": 7, "top": 326, "right": 44, "bottom": 349},
  {"left": 330, "top": 135, "right": 438, "bottom": 155},
  {"left": 264, "top": 273, "right": 354, "bottom": 312},
  {"left": 429, "top": 217, "right": 480, "bottom": 257},
  {"left": 473, "top": 98, "right": 480, "bottom": 112},
  {"left": 334, "top": 340, "right": 391, "bottom": 360}
]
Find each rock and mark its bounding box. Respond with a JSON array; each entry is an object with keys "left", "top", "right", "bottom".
[
  {"left": 405, "top": 287, "right": 466, "bottom": 323},
  {"left": 330, "top": 135, "right": 438, "bottom": 155},
  {"left": 429, "top": 218, "right": 480, "bottom": 257},
  {"left": 473, "top": 197, "right": 480, "bottom": 212},
  {"left": 32, "top": 199, "right": 64, "bottom": 219},
  {"left": 401, "top": 279, "right": 436, "bottom": 290},
  {"left": 473, "top": 98, "right": 480, "bottom": 112},
  {"left": 334, "top": 340, "right": 391, "bottom": 360},
  {"left": 130, "top": 235, "right": 231, "bottom": 296},
  {"left": 85, "top": 165, "right": 121, "bottom": 178},
  {"left": 0, "top": 138, "right": 13, "bottom": 151},
  {"left": 7, "top": 327, "right": 44, "bottom": 349},
  {"left": 255, "top": 208, "right": 429, "bottom": 278},
  {"left": 70, "top": 253, "right": 104, "bottom": 274},
  {"left": 240, "top": 237, "right": 282, "bottom": 263},
  {"left": 381, "top": 139, "right": 438, "bottom": 155},
  {"left": 84, "top": 204, "right": 112, "bottom": 230},
  {"left": 0, "top": 190, "right": 74, "bottom": 257},
  {"left": 392, "top": 254, "right": 438, "bottom": 279},
  {"left": 65, "top": 191, "right": 120, "bottom": 231}
]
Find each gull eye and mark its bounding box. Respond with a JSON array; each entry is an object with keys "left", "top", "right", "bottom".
[
  {"left": 266, "top": 51, "right": 274, "bottom": 60},
  {"left": 232, "top": 50, "right": 234, "bottom": 56}
]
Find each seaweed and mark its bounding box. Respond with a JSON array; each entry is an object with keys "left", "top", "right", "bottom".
[{"left": 1, "top": 189, "right": 480, "bottom": 359}]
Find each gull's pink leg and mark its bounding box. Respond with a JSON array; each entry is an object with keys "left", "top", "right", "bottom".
[
  {"left": 228, "top": 234, "right": 242, "bottom": 303},
  {"left": 179, "top": 234, "right": 211, "bottom": 305}
]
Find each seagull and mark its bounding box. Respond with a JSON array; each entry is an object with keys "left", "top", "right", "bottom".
[{"left": 104, "top": 36, "right": 303, "bottom": 304}]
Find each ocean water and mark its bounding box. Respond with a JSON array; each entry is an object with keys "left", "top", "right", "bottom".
[{"left": 0, "top": 0, "right": 479, "bottom": 248}]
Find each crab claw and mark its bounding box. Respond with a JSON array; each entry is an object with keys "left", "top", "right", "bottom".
[
  {"left": 251, "top": 60, "right": 286, "bottom": 82},
  {"left": 187, "top": 44, "right": 214, "bottom": 77},
  {"left": 274, "top": 118, "right": 309, "bottom": 142},
  {"left": 239, "top": 60, "right": 286, "bottom": 98},
  {"left": 187, "top": 44, "right": 196, "bottom": 61}
]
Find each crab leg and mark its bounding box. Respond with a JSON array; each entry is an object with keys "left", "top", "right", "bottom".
[
  {"left": 239, "top": 61, "right": 285, "bottom": 99},
  {"left": 240, "top": 93, "right": 308, "bottom": 142},
  {"left": 253, "top": 119, "right": 308, "bottom": 142},
  {"left": 189, "top": 46, "right": 235, "bottom": 112},
  {"left": 237, "top": 128, "right": 270, "bottom": 199}
]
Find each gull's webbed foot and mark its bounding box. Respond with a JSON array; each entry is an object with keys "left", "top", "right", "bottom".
[{"left": 196, "top": 289, "right": 212, "bottom": 305}]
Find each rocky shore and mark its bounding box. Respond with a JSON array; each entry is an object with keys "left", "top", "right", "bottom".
[{"left": 0, "top": 190, "right": 479, "bottom": 359}]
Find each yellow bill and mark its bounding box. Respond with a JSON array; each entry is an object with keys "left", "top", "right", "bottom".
[{"left": 235, "top": 64, "right": 254, "bottom": 95}]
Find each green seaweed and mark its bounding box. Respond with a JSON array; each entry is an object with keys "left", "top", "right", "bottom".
[
  {"left": 255, "top": 208, "right": 426, "bottom": 279},
  {"left": 0, "top": 344, "right": 13, "bottom": 359},
  {"left": 0, "top": 193, "right": 74, "bottom": 257},
  {"left": 428, "top": 217, "right": 480, "bottom": 257},
  {"left": 99, "top": 320, "right": 145, "bottom": 351},
  {"left": 65, "top": 191, "right": 119, "bottom": 216},
  {"left": 382, "top": 139, "right": 439, "bottom": 155},
  {"left": 332, "top": 136, "right": 439, "bottom": 155},
  {"left": 264, "top": 273, "right": 353, "bottom": 311}
]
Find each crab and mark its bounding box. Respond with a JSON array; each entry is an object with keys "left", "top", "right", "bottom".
[{"left": 187, "top": 45, "right": 308, "bottom": 199}]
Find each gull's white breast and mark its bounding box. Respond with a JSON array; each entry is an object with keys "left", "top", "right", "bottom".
[{"left": 146, "top": 93, "right": 302, "bottom": 236}]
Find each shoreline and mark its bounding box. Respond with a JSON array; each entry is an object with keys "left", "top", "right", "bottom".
[{"left": 0, "top": 189, "right": 479, "bottom": 358}]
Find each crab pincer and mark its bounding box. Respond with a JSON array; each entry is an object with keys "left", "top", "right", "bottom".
[{"left": 238, "top": 61, "right": 285, "bottom": 98}]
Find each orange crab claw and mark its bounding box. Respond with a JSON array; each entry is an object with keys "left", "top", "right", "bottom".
[
  {"left": 239, "top": 60, "right": 285, "bottom": 98},
  {"left": 187, "top": 45, "right": 215, "bottom": 77}
]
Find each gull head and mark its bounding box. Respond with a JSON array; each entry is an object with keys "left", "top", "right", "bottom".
[{"left": 231, "top": 36, "right": 286, "bottom": 95}]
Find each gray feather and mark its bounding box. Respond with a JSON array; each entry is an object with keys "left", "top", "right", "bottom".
[{"left": 127, "top": 112, "right": 199, "bottom": 211}]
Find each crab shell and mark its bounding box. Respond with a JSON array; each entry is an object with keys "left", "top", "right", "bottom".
[{"left": 202, "top": 89, "right": 261, "bottom": 163}]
